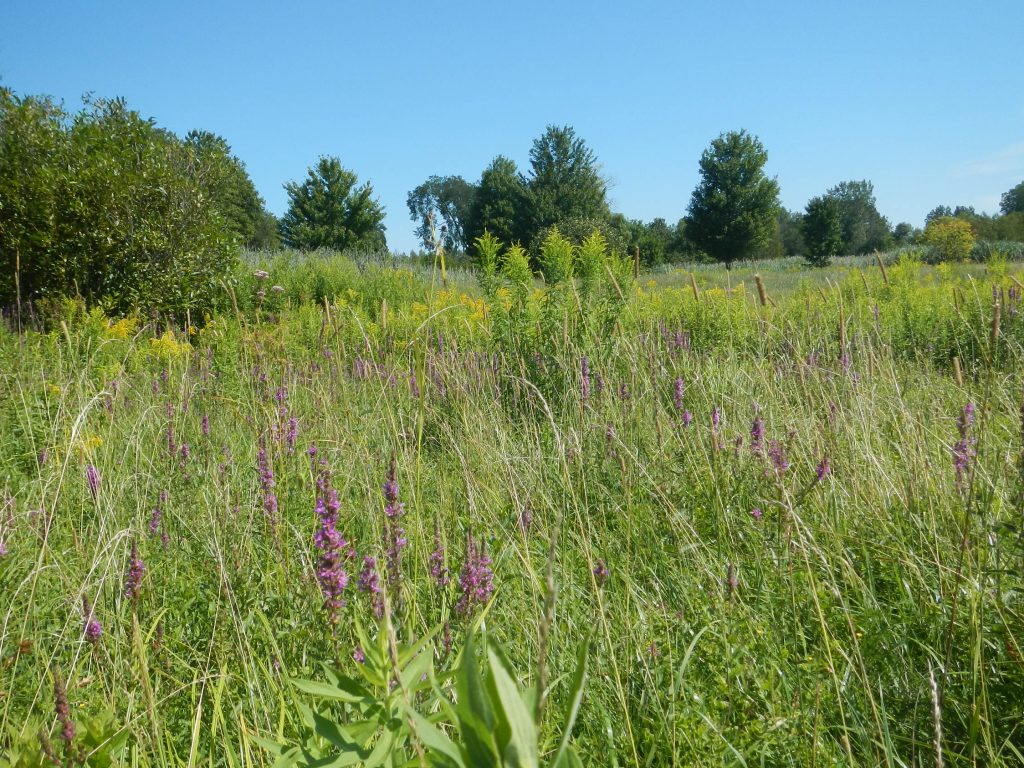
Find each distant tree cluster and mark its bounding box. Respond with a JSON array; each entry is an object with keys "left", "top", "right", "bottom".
[{"left": 407, "top": 125, "right": 694, "bottom": 268}]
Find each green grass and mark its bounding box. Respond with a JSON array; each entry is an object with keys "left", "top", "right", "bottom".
[{"left": 1, "top": 252, "right": 1023, "bottom": 766}]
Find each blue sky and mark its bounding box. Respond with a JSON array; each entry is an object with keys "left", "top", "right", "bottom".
[{"left": 3, "top": 0, "right": 1022, "bottom": 252}]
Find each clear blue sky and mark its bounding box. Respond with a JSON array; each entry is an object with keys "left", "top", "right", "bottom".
[{"left": 3, "top": 0, "right": 1022, "bottom": 252}]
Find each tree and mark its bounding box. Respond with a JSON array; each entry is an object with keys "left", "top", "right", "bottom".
[
  {"left": 1000, "top": 181, "right": 1024, "bottom": 215},
  {"left": 280, "top": 156, "right": 386, "bottom": 252},
  {"left": 524, "top": 125, "right": 609, "bottom": 244},
  {"left": 778, "top": 209, "right": 805, "bottom": 257},
  {"left": 926, "top": 205, "right": 954, "bottom": 224},
  {"left": 185, "top": 130, "right": 277, "bottom": 249},
  {"left": 892, "top": 222, "right": 917, "bottom": 244},
  {"left": 685, "top": 129, "right": 781, "bottom": 268},
  {"left": 1, "top": 92, "right": 236, "bottom": 318},
  {"left": 923, "top": 217, "right": 975, "bottom": 261},
  {"left": 802, "top": 196, "right": 843, "bottom": 267},
  {"left": 824, "top": 180, "right": 891, "bottom": 254},
  {"left": 466, "top": 156, "right": 529, "bottom": 249},
  {"left": 406, "top": 175, "right": 476, "bottom": 252}
]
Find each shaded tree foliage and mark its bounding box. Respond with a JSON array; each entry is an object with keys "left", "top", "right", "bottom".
[
  {"left": 1000, "top": 181, "right": 1024, "bottom": 215},
  {"left": 0, "top": 91, "right": 236, "bottom": 317},
  {"left": 524, "top": 124, "right": 609, "bottom": 243},
  {"left": 685, "top": 130, "right": 780, "bottom": 267},
  {"left": 185, "top": 130, "right": 278, "bottom": 249},
  {"left": 465, "top": 155, "right": 529, "bottom": 248},
  {"left": 802, "top": 196, "right": 843, "bottom": 267},
  {"left": 824, "top": 180, "right": 891, "bottom": 254},
  {"left": 406, "top": 175, "right": 476, "bottom": 252},
  {"left": 280, "top": 156, "right": 386, "bottom": 252}
]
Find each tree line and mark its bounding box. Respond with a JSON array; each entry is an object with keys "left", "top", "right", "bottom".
[{"left": 3, "top": 88, "right": 1023, "bottom": 318}]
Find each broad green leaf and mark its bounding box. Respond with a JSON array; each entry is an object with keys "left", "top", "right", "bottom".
[
  {"left": 486, "top": 643, "right": 538, "bottom": 768},
  {"left": 550, "top": 638, "right": 589, "bottom": 767}
]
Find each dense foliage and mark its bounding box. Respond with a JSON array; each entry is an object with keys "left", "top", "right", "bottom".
[
  {"left": 0, "top": 92, "right": 239, "bottom": 318},
  {"left": 685, "top": 130, "right": 781, "bottom": 267},
  {"left": 802, "top": 195, "right": 843, "bottom": 266},
  {"left": 280, "top": 156, "right": 387, "bottom": 252}
]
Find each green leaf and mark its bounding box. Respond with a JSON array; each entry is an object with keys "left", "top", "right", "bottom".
[
  {"left": 403, "top": 704, "right": 465, "bottom": 766},
  {"left": 549, "top": 638, "right": 589, "bottom": 767},
  {"left": 454, "top": 633, "right": 499, "bottom": 765},
  {"left": 486, "top": 642, "right": 538, "bottom": 768},
  {"left": 291, "top": 677, "right": 374, "bottom": 706}
]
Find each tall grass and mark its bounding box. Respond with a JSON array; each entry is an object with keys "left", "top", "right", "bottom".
[{"left": 1, "top": 249, "right": 1022, "bottom": 765}]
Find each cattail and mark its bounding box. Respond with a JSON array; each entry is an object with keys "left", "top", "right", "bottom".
[
  {"left": 952, "top": 357, "right": 964, "bottom": 387},
  {"left": 689, "top": 273, "right": 700, "bottom": 301},
  {"left": 874, "top": 250, "right": 889, "bottom": 285},
  {"left": 754, "top": 274, "right": 768, "bottom": 307}
]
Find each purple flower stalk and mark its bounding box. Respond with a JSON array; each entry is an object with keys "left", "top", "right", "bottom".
[
  {"left": 952, "top": 402, "right": 977, "bottom": 488},
  {"left": 593, "top": 559, "right": 609, "bottom": 587},
  {"left": 124, "top": 539, "right": 145, "bottom": 602},
  {"left": 357, "top": 555, "right": 383, "bottom": 617},
  {"left": 82, "top": 596, "right": 102, "bottom": 644},
  {"left": 352, "top": 646, "right": 365, "bottom": 664},
  {"left": 201, "top": 414, "right": 210, "bottom": 437},
  {"left": 767, "top": 439, "right": 789, "bottom": 474},
  {"left": 257, "top": 440, "right": 278, "bottom": 522},
  {"left": 456, "top": 534, "right": 494, "bottom": 617},
  {"left": 314, "top": 467, "right": 349, "bottom": 623},
  {"left": 286, "top": 417, "right": 299, "bottom": 453},
  {"left": 86, "top": 465, "right": 100, "bottom": 499},
  {"left": 429, "top": 530, "right": 450, "bottom": 588},
  {"left": 381, "top": 456, "right": 407, "bottom": 596},
  {"left": 751, "top": 417, "right": 765, "bottom": 455},
  {"left": 711, "top": 406, "right": 721, "bottom": 431},
  {"left": 815, "top": 457, "right": 831, "bottom": 481},
  {"left": 53, "top": 674, "right": 75, "bottom": 745},
  {"left": 672, "top": 377, "right": 685, "bottom": 413}
]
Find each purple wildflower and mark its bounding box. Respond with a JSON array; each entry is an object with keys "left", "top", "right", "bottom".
[
  {"left": 53, "top": 674, "right": 75, "bottom": 745},
  {"left": 307, "top": 443, "right": 318, "bottom": 460},
  {"left": 429, "top": 529, "right": 450, "bottom": 588},
  {"left": 681, "top": 410, "right": 693, "bottom": 427},
  {"left": 952, "top": 402, "right": 977, "bottom": 488},
  {"left": 750, "top": 417, "right": 765, "bottom": 455},
  {"left": 124, "top": 540, "right": 145, "bottom": 602},
  {"left": 767, "top": 439, "right": 789, "bottom": 474},
  {"left": 286, "top": 417, "right": 299, "bottom": 453},
  {"left": 456, "top": 534, "right": 494, "bottom": 617},
  {"left": 180, "top": 442, "right": 190, "bottom": 462},
  {"left": 82, "top": 596, "right": 102, "bottom": 644},
  {"left": 751, "top": 507, "right": 763, "bottom": 521},
  {"left": 148, "top": 504, "right": 162, "bottom": 536},
  {"left": 672, "top": 377, "right": 685, "bottom": 413},
  {"left": 256, "top": 439, "right": 278, "bottom": 522},
  {"left": 815, "top": 457, "right": 831, "bottom": 481},
  {"left": 382, "top": 456, "right": 407, "bottom": 596},
  {"left": 357, "top": 555, "right": 383, "bottom": 617},
  {"left": 518, "top": 507, "right": 533, "bottom": 535},
  {"left": 86, "top": 465, "right": 100, "bottom": 499},
  {"left": 352, "top": 646, "right": 365, "bottom": 664},
  {"left": 201, "top": 414, "right": 210, "bottom": 437},
  {"left": 314, "top": 468, "right": 349, "bottom": 623},
  {"left": 593, "top": 559, "right": 609, "bottom": 588}
]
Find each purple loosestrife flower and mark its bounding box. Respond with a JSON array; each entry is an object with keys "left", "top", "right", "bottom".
[
  {"left": 711, "top": 406, "right": 721, "bottom": 432},
  {"left": 256, "top": 439, "right": 278, "bottom": 522},
  {"left": 286, "top": 418, "right": 299, "bottom": 453},
  {"left": 952, "top": 402, "right": 977, "bottom": 488},
  {"left": 593, "top": 559, "right": 609, "bottom": 588},
  {"left": 429, "top": 528, "right": 450, "bottom": 588},
  {"left": 580, "top": 356, "right": 591, "bottom": 402},
  {"left": 86, "top": 465, "right": 100, "bottom": 499},
  {"left": 673, "top": 377, "right": 685, "bottom": 414},
  {"left": 815, "top": 457, "right": 831, "bottom": 481},
  {"left": 381, "top": 456, "right": 407, "bottom": 595},
  {"left": 82, "top": 596, "right": 102, "bottom": 644},
  {"left": 357, "top": 555, "right": 383, "bottom": 617},
  {"left": 681, "top": 410, "right": 693, "bottom": 427},
  {"left": 352, "top": 646, "right": 365, "bottom": 664},
  {"left": 314, "top": 468, "right": 349, "bottom": 623},
  {"left": 767, "top": 440, "right": 789, "bottom": 475},
  {"left": 148, "top": 504, "right": 162, "bottom": 537},
  {"left": 53, "top": 674, "right": 75, "bottom": 745},
  {"left": 456, "top": 534, "right": 494, "bottom": 617},
  {"left": 751, "top": 507, "right": 763, "bottom": 521},
  {"left": 124, "top": 540, "right": 145, "bottom": 602},
  {"left": 750, "top": 417, "right": 765, "bottom": 456},
  {"left": 201, "top": 414, "right": 210, "bottom": 437}
]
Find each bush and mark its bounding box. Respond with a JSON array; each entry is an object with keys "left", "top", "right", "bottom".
[
  {"left": 922, "top": 216, "right": 975, "bottom": 262},
  {"left": 0, "top": 91, "right": 237, "bottom": 319}
]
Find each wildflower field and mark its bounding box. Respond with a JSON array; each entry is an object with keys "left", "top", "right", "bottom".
[{"left": 2, "top": 237, "right": 1024, "bottom": 766}]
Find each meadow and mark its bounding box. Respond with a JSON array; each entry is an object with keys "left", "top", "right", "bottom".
[{"left": 1, "top": 238, "right": 1023, "bottom": 766}]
